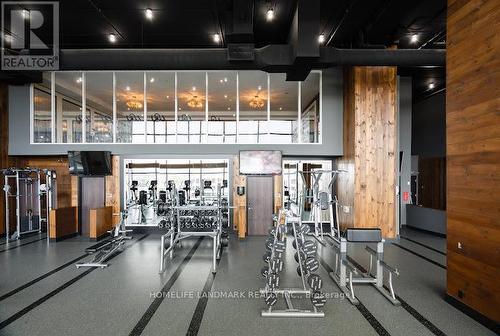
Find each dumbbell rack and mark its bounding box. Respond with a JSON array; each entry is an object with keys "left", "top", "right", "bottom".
[
  {"left": 159, "top": 205, "right": 223, "bottom": 274},
  {"left": 260, "top": 214, "right": 325, "bottom": 318}
]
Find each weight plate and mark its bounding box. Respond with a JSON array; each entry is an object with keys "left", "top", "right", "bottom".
[
  {"left": 311, "top": 291, "right": 326, "bottom": 308},
  {"left": 294, "top": 251, "right": 306, "bottom": 263},
  {"left": 307, "top": 274, "right": 323, "bottom": 291},
  {"left": 305, "top": 257, "right": 319, "bottom": 272}
]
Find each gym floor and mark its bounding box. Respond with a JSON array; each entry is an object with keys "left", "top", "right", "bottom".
[{"left": 0, "top": 228, "right": 495, "bottom": 336}]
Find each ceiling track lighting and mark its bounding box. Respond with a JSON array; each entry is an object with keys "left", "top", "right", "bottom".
[
  {"left": 145, "top": 8, "right": 153, "bottom": 20},
  {"left": 428, "top": 82, "right": 435, "bottom": 89},
  {"left": 410, "top": 34, "right": 418, "bottom": 44},
  {"left": 213, "top": 33, "right": 221, "bottom": 43},
  {"left": 108, "top": 33, "right": 117, "bottom": 43},
  {"left": 266, "top": 8, "right": 274, "bottom": 21}
]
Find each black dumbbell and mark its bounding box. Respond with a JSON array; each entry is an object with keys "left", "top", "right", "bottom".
[
  {"left": 263, "top": 252, "right": 272, "bottom": 263},
  {"left": 265, "top": 292, "right": 277, "bottom": 307},
  {"left": 311, "top": 291, "right": 326, "bottom": 308},
  {"left": 267, "top": 273, "right": 280, "bottom": 290},
  {"left": 269, "top": 258, "right": 283, "bottom": 273},
  {"left": 261, "top": 266, "right": 269, "bottom": 278},
  {"left": 304, "top": 257, "right": 319, "bottom": 272},
  {"left": 307, "top": 274, "right": 323, "bottom": 291},
  {"left": 292, "top": 238, "right": 303, "bottom": 250},
  {"left": 300, "top": 224, "right": 311, "bottom": 234},
  {"left": 274, "top": 241, "right": 286, "bottom": 253},
  {"left": 294, "top": 250, "right": 306, "bottom": 263}
]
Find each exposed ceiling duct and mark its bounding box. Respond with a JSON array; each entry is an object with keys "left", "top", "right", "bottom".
[{"left": 59, "top": 46, "right": 445, "bottom": 72}]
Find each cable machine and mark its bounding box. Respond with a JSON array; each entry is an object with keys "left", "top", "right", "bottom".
[{"left": 2, "top": 168, "right": 57, "bottom": 241}]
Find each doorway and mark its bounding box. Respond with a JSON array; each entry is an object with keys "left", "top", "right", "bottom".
[{"left": 246, "top": 176, "right": 274, "bottom": 235}]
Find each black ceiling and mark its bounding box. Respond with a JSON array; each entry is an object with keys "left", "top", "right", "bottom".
[
  {"left": 50, "top": 0, "right": 446, "bottom": 49},
  {"left": 1, "top": 0, "right": 446, "bottom": 99}
]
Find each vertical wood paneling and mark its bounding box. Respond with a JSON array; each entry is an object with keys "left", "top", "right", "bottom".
[
  {"left": 232, "top": 155, "right": 247, "bottom": 238},
  {"left": 446, "top": 0, "right": 500, "bottom": 322},
  {"left": 337, "top": 66, "right": 397, "bottom": 238},
  {"left": 273, "top": 175, "right": 283, "bottom": 214},
  {"left": 105, "top": 155, "right": 121, "bottom": 226},
  {"left": 10, "top": 156, "right": 77, "bottom": 209}
]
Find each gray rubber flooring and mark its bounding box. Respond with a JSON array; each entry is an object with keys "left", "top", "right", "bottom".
[{"left": 0, "top": 228, "right": 496, "bottom": 336}]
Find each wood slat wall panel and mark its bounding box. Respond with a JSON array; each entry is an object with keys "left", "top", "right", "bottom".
[
  {"left": 105, "top": 156, "right": 121, "bottom": 225},
  {"left": 10, "top": 156, "right": 78, "bottom": 209},
  {"left": 232, "top": 156, "right": 247, "bottom": 238},
  {"left": 446, "top": 0, "right": 500, "bottom": 322},
  {"left": 337, "top": 66, "right": 397, "bottom": 238}
]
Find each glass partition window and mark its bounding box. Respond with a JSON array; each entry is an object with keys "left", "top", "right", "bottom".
[
  {"left": 239, "top": 71, "right": 268, "bottom": 143},
  {"left": 146, "top": 72, "right": 175, "bottom": 143},
  {"left": 300, "top": 72, "right": 321, "bottom": 143},
  {"left": 177, "top": 72, "right": 206, "bottom": 143},
  {"left": 32, "top": 70, "right": 322, "bottom": 144},
  {"left": 269, "top": 73, "right": 298, "bottom": 143},
  {"left": 54, "top": 72, "right": 83, "bottom": 143},
  {"left": 116, "top": 72, "right": 144, "bottom": 143},
  {"left": 33, "top": 72, "right": 52, "bottom": 143},
  {"left": 86, "top": 72, "right": 113, "bottom": 143},
  {"left": 207, "top": 72, "right": 237, "bottom": 143}
]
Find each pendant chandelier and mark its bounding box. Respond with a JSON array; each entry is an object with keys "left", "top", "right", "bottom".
[
  {"left": 249, "top": 95, "right": 264, "bottom": 109},
  {"left": 126, "top": 96, "right": 143, "bottom": 109},
  {"left": 187, "top": 95, "right": 203, "bottom": 108}
]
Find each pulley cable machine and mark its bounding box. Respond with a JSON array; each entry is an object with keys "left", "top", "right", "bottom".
[{"left": 2, "top": 168, "right": 57, "bottom": 242}]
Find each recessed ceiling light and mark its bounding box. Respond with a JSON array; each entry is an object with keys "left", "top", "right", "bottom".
[
  {"left": 428, "top": 82, "right": 435, "bottom": 89},
  {"left": 145, "top": 8, "right": 153, "bottom": 20},
  {"left": 179, "top": 107, "right": 182, "bottom": 110},
  {"left": 410, "top": 34, "right": 418, "bottom": 43},
  {"left": 266, "top": 8, "right": 274, "bottom": 21},
  {"left": 108, "top": 33, "right": 117, "bottom": 43},
  {"left": 219, "top": 79, "right": 223, "bottom": 83},
  {"left": 224, "top": 94, "right": 228, "bottom": 99},
  {"left": 166, "top": 95, "right": 169, "bottom": 99},
  {"left": 213, "top": 33, "right": 221, "bottom": 43},
  {"left": 192, "top": 86, "right": 196, "bottom": 91},
  {"left": 126, "top": 86, "right": 130, "bottom": 91},
  {"left": 227, "top": 107, "right": 230, "bottom": 110},
  {"left": 150, "top": 77, "right": 155, "bottom": 83},
  {"left": 279, "top": 107, "right": 282, "bottom": 110},
  {"left": 76, "top": 77, "right": 82, "bottom": 83},
  {"left": 318, "top": 34, "right": 325, "bottom": 44},
  {"left": 224, "top": 77, "right": 228, "bottom": 82},
  {"left": 232, "top": 113, "right": 236, "bottom": 117},
  {"left": 258, "top": 85, "right": 262, "bottom": 91}
]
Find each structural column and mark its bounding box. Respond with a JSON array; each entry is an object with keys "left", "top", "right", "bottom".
[{"left": 337, "top": 66, "right": 397, "bottom": 238}]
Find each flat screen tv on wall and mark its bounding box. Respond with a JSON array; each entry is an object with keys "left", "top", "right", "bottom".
[
  {"left": 68, "top": 151, "right": 112, "bottom": 176},
  {"left": 239, "top": 150, "right": 282, "bottom": 175}
]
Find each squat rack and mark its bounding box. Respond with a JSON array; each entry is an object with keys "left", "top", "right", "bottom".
[{"left": 2, "top": 168, "right": 57, "bottom": 242}]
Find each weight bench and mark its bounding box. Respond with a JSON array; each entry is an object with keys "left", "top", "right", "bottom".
[
  {"left": 329, "top": 228, "right": 400, "bottom": 305},
  {"left": 76, "top": 212, "right": 133, "bottom": 269}
]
